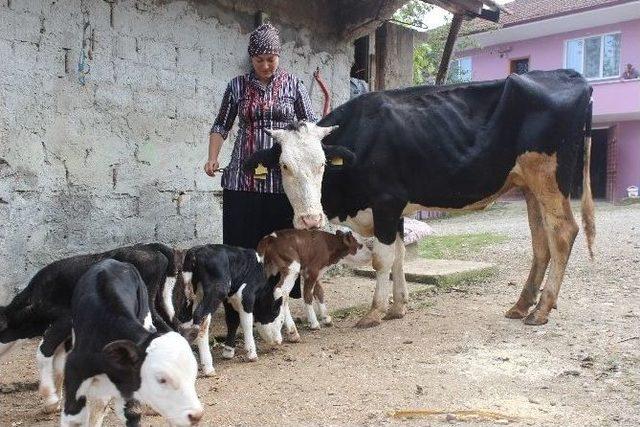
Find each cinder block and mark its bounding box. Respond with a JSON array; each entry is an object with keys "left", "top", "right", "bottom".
[{"left": 0, "top": 9, "right": 42, "bottom": 44}]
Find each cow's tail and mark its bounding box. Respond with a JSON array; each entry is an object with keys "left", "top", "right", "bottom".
[{"left": 581, "top": 99, "right": 596, "bottom": 260}]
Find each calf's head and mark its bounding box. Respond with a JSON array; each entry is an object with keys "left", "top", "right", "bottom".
[
  {"left": 244, "top": 121, "right": 355, "bottom": 229},
  {"left": 253, "top": 275, "right": 284, "bottom": 346},
  {"left": 103, "top": 332, "right": 203, "bottom": 426},
  {"left": 336, "top": 230, "right": 363, "bottom": 256}
]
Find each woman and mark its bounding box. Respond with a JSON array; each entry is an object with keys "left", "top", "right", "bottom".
[{"left": 204, "top": 23, "right": 318, "bottom": 250}]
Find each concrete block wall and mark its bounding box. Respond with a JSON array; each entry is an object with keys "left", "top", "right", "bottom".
[{"left": 0, "top": 0, "right": 353, "bottom": 303}]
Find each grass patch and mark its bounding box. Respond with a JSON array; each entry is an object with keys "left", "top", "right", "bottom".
[{"left": 418, "top": 232, "right": 509, "bottom": 259}]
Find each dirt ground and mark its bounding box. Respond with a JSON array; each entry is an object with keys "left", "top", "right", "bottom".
[{"left": 1, "top": 201, "right": 639, "bottom": 426}]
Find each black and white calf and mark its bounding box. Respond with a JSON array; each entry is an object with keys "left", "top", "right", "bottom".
[
  {"left": 61, "top": 259, "right": 202, "bottom": 427},
  {"left": 181, "top": 244, "right": 284, "bottom": 373},
  {"left": 0, "top": 243, "right": 187, "bottom": 411}
]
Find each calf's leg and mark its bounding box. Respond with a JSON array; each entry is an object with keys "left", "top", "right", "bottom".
[
  {"left": 195, "top": 314, "right": 215, "bottom": 376},
  {"left": 222, "top": 301, "right": 239, "bottom": 359},
  {"left": 302, "top": 271, "right": 321, "bottom": 330},
  {"left": 280, "top": 264, "right": 301, "bottom": 342},
  {"left": 312, "top": 282, "right": 332, "bottom": 326},
  {"left": 37, "top": 316, "right": 72, "bottom": 412}
]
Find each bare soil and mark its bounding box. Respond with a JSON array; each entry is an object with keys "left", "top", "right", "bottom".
[{"left": 1, "top": 201, "right": 639, "bottom": 426}]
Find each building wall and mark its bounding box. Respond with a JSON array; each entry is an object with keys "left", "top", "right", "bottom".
[
  {"left": 616, "top": 120, "right": 640, "bottom": 198},
  {"left": 0, "top": 0, "right": 353, "bottom": 303},
  {"left": 465, "top": 19, "right": 640, "bottom": 83}
]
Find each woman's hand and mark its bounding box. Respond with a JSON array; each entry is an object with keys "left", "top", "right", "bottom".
[{"left": 204, "top": 159, "right": 220, "bottom": 177}]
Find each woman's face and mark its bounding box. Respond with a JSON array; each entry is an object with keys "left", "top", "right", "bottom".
[{"left": 251, "top": 54, "right": 279, "bottom": 82}]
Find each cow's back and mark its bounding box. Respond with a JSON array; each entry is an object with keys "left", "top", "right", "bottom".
[{"left": 319, "top": 69, "right": 591, "bottom": 210}]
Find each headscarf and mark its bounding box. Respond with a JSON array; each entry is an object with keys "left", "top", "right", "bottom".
[{"left": 248, "top": 23, "right": 281, "bottom": 57}]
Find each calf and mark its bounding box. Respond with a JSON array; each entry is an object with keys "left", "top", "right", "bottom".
[
  {"left": 0, "top": 243, "right": 189, "bottom": 412},
  {"left": 257, "top": 229, "right": 362, "bottom": 341},
  {"left": 61, "top": 259, "right": 203, "bottom": 427},
  {"left": 181, "top": 244, "right": 284, "bottom": 373}
]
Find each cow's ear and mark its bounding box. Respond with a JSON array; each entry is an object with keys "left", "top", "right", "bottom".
[
  {"left": 323, "top": 144, "right": 356, "bottom": 168},
  {"left": 263, "top": 128, "right": 287, "bottom": 142},
  {"left": 243, "top": 144, "right": 282, "bottom": 172},
  {"left": 315, "top": 125, "right": 338, "bottom": 140},
  {"left": 103, "top": 340, "right": 143, "bottom": 369}
]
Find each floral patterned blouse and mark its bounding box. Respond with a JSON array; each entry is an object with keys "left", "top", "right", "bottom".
[{"left": 210, "top": 68, "right": 318, "bottom": 193}]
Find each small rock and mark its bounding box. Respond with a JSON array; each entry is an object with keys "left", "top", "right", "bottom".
[
  {"left": 560, "top": 370, "right": 580, "bottom": 377},
  {"left": 528, "top": 397, "right": 540, "bottom": 404},
  {"left": 495, "top": 419, "right": 510, "bottom": 425},
  {"left": 283, "top": 355, "right": 296, "bottom": 362},
  {"left": 496, "top": 356, "right": 510, "bottom": 362},
  {"left": 445, "top": 413, "right": 457, "bottom": 422},
  {"left": 403, "top": 340, "right": 413, "bottom": 345},
  {"left": 416, "top": 385, "right": 424, "bottom": 395}
]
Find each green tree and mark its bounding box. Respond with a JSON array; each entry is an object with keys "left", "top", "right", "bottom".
[{"left": 394, "top": 1, "right": 477, "bottom": 85}]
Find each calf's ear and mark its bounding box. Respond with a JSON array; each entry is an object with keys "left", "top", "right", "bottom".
[
  {"left": 103, "top": 340, "right": 143, "bottom": 369},
  {"left": 243, "top": 144, "right": 282, "bottom": 172}
]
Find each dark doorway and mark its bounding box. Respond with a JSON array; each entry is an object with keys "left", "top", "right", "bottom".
[
  {"left": 510, "top": 57, "right": 529, "bottom": 74},
  {"left": 352, "top": 36, "right": 370, "bottom": 82},
  {"left": 571, "top": 128, "right": 609, "bottom": 199}
]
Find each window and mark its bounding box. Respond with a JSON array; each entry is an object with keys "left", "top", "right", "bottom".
[
  {"left": 565, "top": 32, "right": 621, "bottom": 79},
  {"left": 448, "top": 57, "right": 472, "bottom": 83},
  {"left": 510, "top": 58, "right": 529, "bottom": 75}
]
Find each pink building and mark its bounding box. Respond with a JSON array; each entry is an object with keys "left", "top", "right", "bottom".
[{"left": 456, "top": 0, "right": 640, "bottom": 201}]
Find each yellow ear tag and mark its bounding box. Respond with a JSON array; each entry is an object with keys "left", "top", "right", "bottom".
[
  {"left": 330, "top": 157, "right": 344, "bottom": 166},
  {"left": 254, "top": 163, "right": 268, "bottom": 180}
]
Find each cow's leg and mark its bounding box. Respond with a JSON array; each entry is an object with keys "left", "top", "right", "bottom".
[
  {"left": 222, "top": 301, "right": 239, "bottom": 359},
  {"left": 312, "top": 281, "right": 332, "bottom": 326},
  {"left": 195, "top": 314, "right": 215, "bottom": 376},
  {"left": 525, "top": 194, "right": 578, "bottom": 325},
  {"left": 386, "top": 233, "right": 408, "bottom": 320},
  {"left": 506, "top": 189, "right": 550, "bottom": 319},
  {"left": 302, "top": 271, "right": 321, "bottom": 330},
  {"left": 356, "top": 239, "right": 395, "bottom": 328},
  {"left": 280, "top": 264, "right": 301, "bottom": 342},
  {"left": 357, "top": 201, "right": 404, "bottom": 328},
  {"left": 37, "top": 316, "right": 72, "bottom": 412}
]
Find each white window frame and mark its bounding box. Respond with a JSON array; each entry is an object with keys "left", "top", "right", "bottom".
[
  {"left": 563, "top": 31, "right": 622, "bottom": 81},
  {"left": 449, "top": 56, "right": 473, "bottom": 83}
]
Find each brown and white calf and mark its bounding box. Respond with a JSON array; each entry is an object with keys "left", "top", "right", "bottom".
[{"left": 257, "top": 229, "right": 362, "bottom": 341}]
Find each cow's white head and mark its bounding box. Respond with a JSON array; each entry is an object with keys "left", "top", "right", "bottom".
[
  {"left": 104, "top": 332, "right": 203, "bottom": 426},
  {"left": 244, "top": 122, "right": 355, "bottom": 229}
]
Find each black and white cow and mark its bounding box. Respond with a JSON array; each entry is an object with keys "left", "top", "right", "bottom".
[
  {"left": 0, "top": 243, "right": 188, "bottom": 411},
  {"left": 61, "top": 259, "right": 202, "bottom": 427},
  {"left": 245, "top": 69, "right": 595, "bottom": 327},
  {"left": 181, "top": 244, "right": 284, "bottom": 373}
]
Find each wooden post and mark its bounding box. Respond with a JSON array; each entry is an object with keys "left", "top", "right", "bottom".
[{"left": 436, "top": 12, "right": 464, "bottom": 85}]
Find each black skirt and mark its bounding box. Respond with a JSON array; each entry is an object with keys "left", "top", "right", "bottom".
[
  {"left": 222, "top": 189, "right": 294, "bottom": 250},
  {"left": 223, "top": 189, "right": 300, "bottom": 297}
]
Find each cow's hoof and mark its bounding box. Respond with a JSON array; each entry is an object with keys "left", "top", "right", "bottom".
[
  {"left": 221, "top": 345, "right": 235, "bottom": 359},
  {"left": 384, "top": 303, "right": 407, "bottom": 320},
  {"left": 285, "top": 331, "right": 301, "bottom": 343},
  {"left": 505, "top": 304, "right": 529, "bottom": 319},
  {"left": 202, "top": 365, "right": 216, "bottom": 377},
  {"left": 245, "top": 352, "right": 258, "bottom": 362},
  {"left": 524, "top": 310, "right": 549, "bottom": 326},
  {"left": 321, "top": 316, "right": 333, "bottom": 326},
  {"left": 309, "top": 323, "right": 321, "bottom": 331},
  {"left": 355, "top": 309, "right": 384, "bottom": 328}
]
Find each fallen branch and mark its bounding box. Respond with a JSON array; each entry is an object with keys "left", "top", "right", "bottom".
[{"left": 618, "top": 336, "right": 639, "bottom": 343}]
